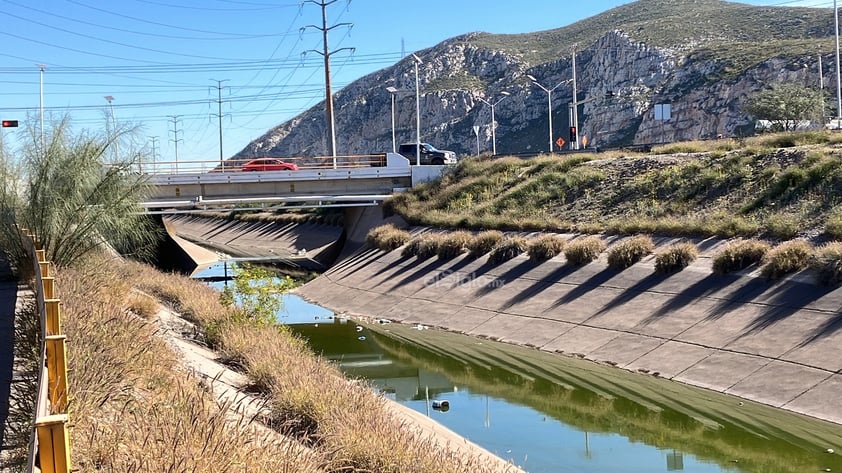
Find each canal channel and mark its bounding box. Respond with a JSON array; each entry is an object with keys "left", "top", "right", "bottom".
[{"left": 195, "top": 261, "right": 842, "bottom": 473}]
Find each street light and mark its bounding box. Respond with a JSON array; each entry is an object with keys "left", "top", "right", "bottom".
[
  {"left": 36, "top": 64, "right": 46, "bottom": 153},
  {"left": 527, "top": 74, "right": 568, "bottom": 153},
  {"left": 386, "top": 86, "right": 399, "bottom": 153},
  {"left": 476, "top": 91, "right": 510, "bottom": 155},
  {"left": 413, "top": 53, "right": 423, "bottom": 166}
]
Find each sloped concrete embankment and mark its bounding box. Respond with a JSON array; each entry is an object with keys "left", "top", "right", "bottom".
[{"left": 297, "top": 232, "right": 842, "bottom": 425}]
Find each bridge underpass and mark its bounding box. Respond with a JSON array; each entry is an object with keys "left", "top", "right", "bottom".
[{"left": 141, "top": 152, "right": 448, "bottom": 213}]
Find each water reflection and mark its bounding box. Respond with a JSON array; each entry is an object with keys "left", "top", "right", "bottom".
[
  {"left": 288, "top": 319, "right": 842, "bottom": 473},
  {"left": 194, "top": 261, "right": 842, "bottom": 473}
]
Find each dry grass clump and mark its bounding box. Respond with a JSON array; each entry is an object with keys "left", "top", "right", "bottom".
[
  {"left": 654, "top": 242, "right": 699, "bottom": 273},
  {"left": 126, "top": 291, "right": 159, "bottom": 319},
  {"left": 528, "top": 234, "right": 566, "bottom": 261},
  {"left": 437, "top": 230, "right": 473, "bottom": 260},
  {"left": 824, "top": 209, "right": 842, "bottom": 240},
  {"left": 488, "top": 237, "right": 529, "bottom": 265},
  {"left": 564, "top": 236, "right": 606, "bottom": 265},
  {"left": 467, "top": 230, "right": 504, "bottom": 258},
  {"left": 401, "top": 233, "right": 445, "bottom": 259},
  {"left": 760, "top": 240, "right": 813, "bottom": 279},
  {"left": 606, "top": 235, "right": 655, "bottom": 270},
  {"left": 812, "top": 242, "right": 842, "bottom": 285},
  {"left": 712, "top": 239, "right": 771, "bottom": 274},
  {"left": 366, "top": 224, "right": 411, "bottom": 252},
  {"left": 58, "top": 257, "right": 326, "bottom": 472}
]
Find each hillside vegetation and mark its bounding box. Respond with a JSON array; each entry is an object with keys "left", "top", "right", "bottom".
[
  {"left": 388, "top": 131, "right": 842, "bottom": 242},
  {"left": 467, "top": 0, "right": 833, "bottom": 65}
]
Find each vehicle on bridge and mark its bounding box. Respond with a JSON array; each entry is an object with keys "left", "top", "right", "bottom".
[
  {"left": 241, "top": 158, "right": 299, "bottom": 172},
  {"left": 397, "top": 143, "right": 457, "bottom": 165}
]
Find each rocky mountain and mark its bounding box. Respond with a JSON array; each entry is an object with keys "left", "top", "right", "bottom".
[{"left": 234, "top": 0, "right": 835, "bottom": 159}]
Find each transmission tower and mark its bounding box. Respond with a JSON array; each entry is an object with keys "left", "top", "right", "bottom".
[
  {"left": 168, "top": 115, "right": 183, "bottom": 173},
  {"left": 302, "top": 0, "right": 354, "bottom": 163}
]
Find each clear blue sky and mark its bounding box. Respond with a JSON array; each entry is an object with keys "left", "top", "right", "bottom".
[{"left": 0, "top": 0, "right": 831, "bottom": 166}]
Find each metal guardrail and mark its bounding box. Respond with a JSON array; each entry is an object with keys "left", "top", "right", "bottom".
[
  {"left": 138, "top": 154, "right": 389, "bottom": 176},
  {"left": 21, "top": 232, "right": 70, "bottom": 473}
]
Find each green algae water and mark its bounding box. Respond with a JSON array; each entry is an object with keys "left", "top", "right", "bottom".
[
  {"left": 289, "top": 319, "right": 842, "bottom": 473},
  {"left": 195, "top": 262, "right": 842, "bottom": 473}
]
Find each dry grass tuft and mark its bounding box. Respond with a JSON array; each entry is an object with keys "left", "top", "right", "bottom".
[
  {"left": 812, "top": 242, "right": 842, "bottom": 285},
  {"left": 654, "top": 242, "right": 699, "bottom": 273},
  {"left": 761, "top": 240, "right": 813, "bottom": 279},
  {"left": 467, "top": 230, "right": 504, "bottom": 258},
  {"left": 402, "top": 233, "right": 445, "bottom": 259},
  {"left": 366, "top": 224, "right": 411, "bottom": 252},
  {"left": 528, "top": 234, "right": 566, "bottom": 261},
  {"left": 488, "top": 237, "right": 529, "bottom": 265},
  {"left": 126, "top": 291, "right": 159, "bottom": 319},
  {"left": 712, "top": 239, "right": 771, "bottom": 274},
  {"left": 606, "top": 235, "right": 655, "bottom": 270},
  {"left": 564, "top": 236, "right": 606, "bottom": 265},
  {"left": 437, "top": 230, "right": 474, "bottom": 260}
]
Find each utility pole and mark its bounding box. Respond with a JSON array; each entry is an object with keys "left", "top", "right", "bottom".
[
  {"left": 168, "top": 115, "right": 183, "bottom": 174},
  {"left": 37, "top": 64, "right": 46, "bottom": 154},
  {"left": 836, "top": 0, "right": 841, "bottom": 120},
  {"left": 211, "top": 79, "right": 229, "bottom": 170},
  {"left": 302, "top": 0, "right": 354, "bottom": 166}
]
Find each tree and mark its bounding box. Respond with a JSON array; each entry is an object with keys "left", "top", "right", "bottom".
[
  {"left": 744, "top": 83, "right": 825, "bottom": 132},
  {"left": 0, "top": 116, "right": 159, "bottom": 268},
  {"left": 219, "top": 263, "right": 296, "bottom": 325}
]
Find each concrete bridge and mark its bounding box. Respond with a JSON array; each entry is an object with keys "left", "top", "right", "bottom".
[{"left": 142, "top": 153, "right": 446, "bottom": 213}]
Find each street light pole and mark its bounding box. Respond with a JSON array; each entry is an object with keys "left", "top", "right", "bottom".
[
  {"left": 37, "top": 64, "right": 46, "bottom": 153},
  {"left": 833, "top": 0, "right": 842, "bottom": 120},
  {"left": 413, "top": 53, "right": 423, "bottom": 166},
  {"left": 572, "top": 48, "right": 580, "bottom": 150},
  {"left": 477, "top": 91, "right": 510, "bottom": 155},
  {"left": 386, "top": 86, "right": 398, "bottom": 153},
  {"left": 527, "top": 75, "right": 567, "bottom": 153}
]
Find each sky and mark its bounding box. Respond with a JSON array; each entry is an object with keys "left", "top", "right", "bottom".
[{"left": 0, "top": 0, "right": 833, "bottom": 167}]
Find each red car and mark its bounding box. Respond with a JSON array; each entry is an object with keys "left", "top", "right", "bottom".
[{"left": 241, "top": 158, "right": 299, "bottom": 172}]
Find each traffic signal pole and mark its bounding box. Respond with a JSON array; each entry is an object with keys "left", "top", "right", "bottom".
[{"left": 571, "top": 47, "right": 580, "bottom": 150}]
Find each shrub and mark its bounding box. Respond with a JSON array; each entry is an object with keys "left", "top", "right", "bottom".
[
  {"left": 761, "top": 240, "right": 813, "bottom": 279},
  {"left": 437, "top": 230, "right": 473, "bottom": 260},
  {"left": 824, "top": 210, "right": 842, "bottom": 240},
  {"left": 654, "top": 242, "right": 699, "bottom": 273},
  {"left": 812, "top": 242, "right": 842, "bottom": 285},
  {"left": 528, "top": 234, "right": 566, "bottom": 261},
  {"left": 712, "top": 239, "right": 770, "bottom": 274},
  {"left": 606, "top": 235, "right": 655, "bottom": 270},
  {"left": 401, "top": 233, "right": 443, "bottom": 259},
  {"left": 564, "top": 236, "right": 606, "bottom": 265},
  {"left": 764, "top": 214, "right": 800, "bottom": 240},
  {"left": 488, "top": 237, "right": 528, "bottom": 265},
  {"left": 468, "top": 230, "right": 504, "bottom": 258},
  {"left": 366, "top": 224, "right": 410, "bottom": 252}
]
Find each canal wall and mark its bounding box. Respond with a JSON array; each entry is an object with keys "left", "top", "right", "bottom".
[{"left": 296, "top": 230, "right": 842, "bottom": 426}]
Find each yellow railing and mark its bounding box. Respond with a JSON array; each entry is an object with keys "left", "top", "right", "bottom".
[{"left": 22, "top": 233, "right": 71, "bottom": 473}]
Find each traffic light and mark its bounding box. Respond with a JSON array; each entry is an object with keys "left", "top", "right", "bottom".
[
  {"left": 1, "top": 120, "right": 18, "bottom": 128},
  {"left": 569, "top": 126, "right": 577, "bottom": 142}
]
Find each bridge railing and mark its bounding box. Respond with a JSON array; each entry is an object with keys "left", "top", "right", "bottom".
[
  {"left": 21, "top": 232, "right": 71, "bottom": 473},
  {"left": 138, "top": 154, "right": 389, "bottom": 175}
]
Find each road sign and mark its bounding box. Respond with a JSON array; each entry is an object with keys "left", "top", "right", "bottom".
[{"left": 555, "top": 137, "right": 565, "bottom": 148}]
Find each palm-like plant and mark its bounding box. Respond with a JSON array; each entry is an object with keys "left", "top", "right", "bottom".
[{"left": 0, "top": 116, "right": 159, "bottom": 268}]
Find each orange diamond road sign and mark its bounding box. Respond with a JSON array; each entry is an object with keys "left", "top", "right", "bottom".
[{"left": 555, "top": 137, "right": 565, "bottom": 148}]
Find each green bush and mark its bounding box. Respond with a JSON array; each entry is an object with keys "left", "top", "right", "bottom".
[
  {"left": 527, "top": 234, "right": 566, "bottom": 261},
  {"left": 606, "top": 235, "right": 655, "bottom": 270},
  {"left": 564, "top": 236, "right": 606, "bottom": 265},
  {"left": 760, "top": 240, "right": 813, "bottom": 279},
  {"left": 812, "top": 242, "right": 842, "bottom": 285},
  {"left": 654, "top": 242, "right": 699, "bottom": 273},
  {"left": 366, "top": 224, "right": 410, "bottom": 252},
  {"left": 468, "top": 230, "right": 504, "bottom": 258},
  {"left": 437, "top": 230, "right": 474, "bottom": 260},
  {"left": 712, "top": 239, "right": 770, "bottom": 274},
  {"left": 488, "top": 237, "right": 529, "bottom": 265}
]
